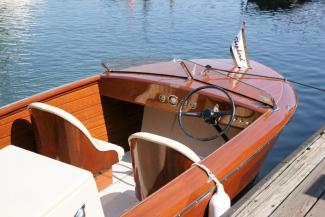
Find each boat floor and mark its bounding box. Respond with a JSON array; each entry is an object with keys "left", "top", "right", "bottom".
[{"left": 99, "top": 152, "right": 139, "bottom": 217}]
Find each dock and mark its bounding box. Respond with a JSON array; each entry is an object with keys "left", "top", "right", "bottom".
[{"left": 225, "top": 126, "right": 325, "bottom": 217}]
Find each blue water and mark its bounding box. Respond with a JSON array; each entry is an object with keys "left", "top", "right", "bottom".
[{"left": 1, "top": 0, "right": 324, "bottom": 178}]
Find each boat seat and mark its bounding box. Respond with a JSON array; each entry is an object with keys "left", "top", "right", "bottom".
[
  {"left": 28, "top": 102, "right": 124, "bottom": 175},
  {"left": 128, "top": 132, "right": 200, "bottom": 200}
]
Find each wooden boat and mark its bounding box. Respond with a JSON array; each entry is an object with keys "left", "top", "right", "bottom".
[{"left": 0, "top": 59, "right": 296, "bottom": 216}]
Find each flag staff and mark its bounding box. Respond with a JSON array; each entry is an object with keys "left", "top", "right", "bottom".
[{"left": 230, "top": 21, "right": 251, "bottom": 69}]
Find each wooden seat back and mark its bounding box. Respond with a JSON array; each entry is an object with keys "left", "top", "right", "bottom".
[{"left": 29, "top": 104, "right": 119, "bottom": 174}]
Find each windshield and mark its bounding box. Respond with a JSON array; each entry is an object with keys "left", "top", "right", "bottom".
[
  {"left": 108, "top": 59, "right": 275, "bottom": 108},
  {"left": 181, "top": 60, "right": 275, "bottom": 107}
]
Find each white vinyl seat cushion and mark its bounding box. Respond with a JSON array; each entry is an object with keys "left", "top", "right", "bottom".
[
  {"left": 28, "top": 102, "right": 124, "bottom": 160},
  {"left": 128, "top": 132, "right": 201, "bottom": 163}
]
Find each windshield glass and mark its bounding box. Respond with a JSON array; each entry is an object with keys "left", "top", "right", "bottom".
[
  {"left": 109, "top": 59, "right": 275, "bottom": 108},
  {"left": 181, "top": 60, "right": 275, "bottom": 107}
]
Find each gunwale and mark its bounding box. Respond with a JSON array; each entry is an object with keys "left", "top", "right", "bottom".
[{"left": 0, "top": 76, "right": 100, "bottom": 120}]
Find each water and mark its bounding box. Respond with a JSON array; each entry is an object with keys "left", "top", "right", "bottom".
[{"left": 0, "top": 0, "right": 324, "bottom": 178}]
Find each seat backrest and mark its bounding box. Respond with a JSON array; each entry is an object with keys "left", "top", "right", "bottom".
[
  {"left": 29, "top": 102, "right": 118, "bottom": 174},
  {"left": 128, "top": 132, "right": 200, "bottom": 200}
]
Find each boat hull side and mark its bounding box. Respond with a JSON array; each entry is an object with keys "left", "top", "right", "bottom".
[{"left": 0, "top": 76, "right": 110, "bottom": 150}]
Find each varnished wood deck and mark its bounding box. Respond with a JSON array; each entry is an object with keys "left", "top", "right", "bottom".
[{"left": 225, "top": 125, "right": 325, "bottom": 217}]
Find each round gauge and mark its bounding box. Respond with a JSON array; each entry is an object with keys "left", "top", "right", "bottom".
[
  {"left": 168, "top": 95, "right": 178, "bottom": 106},
  {"left": 159, "top": 94, "right": 166, "bottom": 103},
  {"left": 190, "top": 102, "right": 197, "bottom": 110}
]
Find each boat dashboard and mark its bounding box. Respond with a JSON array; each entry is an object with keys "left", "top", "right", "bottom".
[{"left": 99, "top": 73, "right": 261, "bottom": 130}]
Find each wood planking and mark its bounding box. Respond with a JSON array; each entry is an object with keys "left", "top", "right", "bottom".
[
  {"left": 228, "top": 129, "right": 325, "bottom": 217},
  {"left": 0, "top": 84, "right": 100, "bottom": 127},
  {"left": 1, "top": 90, "right": 101, "bottom": 141},
  {"left": 0, "top": 103, "right": 103, "bottom": 140},
  {"left": 0, "top": 110, "right": 31, "bottom": 134},
  {"left": 305, "top": 189, "right": 325, "bottom": 217},
  {"left": 0, "top": 79, "right": 110, "bottom": 149},
  {"left": 270, "top": 158, "right": 325, "bottom": 216},
  {"left": 0, "top": 79, "right": 99, "bottom": 124}
]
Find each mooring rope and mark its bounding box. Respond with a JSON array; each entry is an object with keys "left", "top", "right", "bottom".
[{"left": 192, "top": 162, "right": 222, "bottom": 188}]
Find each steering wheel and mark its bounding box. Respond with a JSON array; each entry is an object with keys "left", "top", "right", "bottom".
[{"left": 178, "top": 85, "right": 235, "bottom": 141}]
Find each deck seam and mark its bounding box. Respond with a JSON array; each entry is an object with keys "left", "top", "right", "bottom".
[
  {"left": 230, "top": 134, "right": 323, "bottom": 215},
  {"left": 239, "top": 136, "right": 325, "bottom": 216},
  {"left": 302, "top": 174, "right": 325, "bottom": 217},
  {"left": 268, "top": 156, "right": 325, "bottom": 216}
]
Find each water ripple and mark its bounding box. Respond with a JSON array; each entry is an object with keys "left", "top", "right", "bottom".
[{"left": 0, "top": 0, "right": 324, "bottom": 178}]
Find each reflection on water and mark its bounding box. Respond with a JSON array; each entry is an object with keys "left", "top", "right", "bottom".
[
  {"left": 0, "top": 0, "right": 324, "bottom": 179},
  {"left": 248, "top": 0, "right": 309, "bottom": 10},
  {"left": 0, "top": 0, "right": 44, "bottom": 104}
]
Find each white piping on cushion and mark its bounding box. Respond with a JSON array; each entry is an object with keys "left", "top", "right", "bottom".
[{"left": 128, "top": 132, "right": 200, "bottom": 163}]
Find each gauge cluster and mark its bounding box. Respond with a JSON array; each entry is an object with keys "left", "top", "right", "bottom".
[
  {"left": 100, "top": 75, "right": 260, "bottom": 130},
  {"left": 158, "top": 94, "right": 197, "bottom": 110},
  {"left": 156, "top": 92, "right": 259, "bottom": 129}
]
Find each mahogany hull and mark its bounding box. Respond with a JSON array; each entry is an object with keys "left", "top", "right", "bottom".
[
  {"left": 0, "top": 59, "right": 297, "bottom": 216},
  {"left": 99, "top": 59, "right": 296, "bottom": 216}
]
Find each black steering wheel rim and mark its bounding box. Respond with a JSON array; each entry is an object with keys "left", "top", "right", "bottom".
[{"left": 178, "top": 85, "right": 235, "bottom": 141}]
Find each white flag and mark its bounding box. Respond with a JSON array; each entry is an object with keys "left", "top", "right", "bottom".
[{"left": 230, "top": 22, "right": 251, "bottom": 69}]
